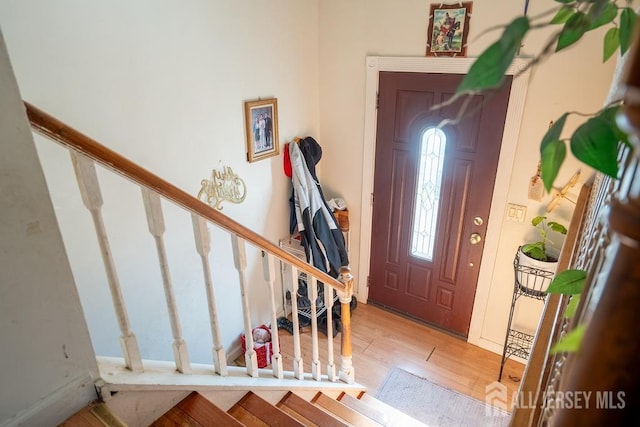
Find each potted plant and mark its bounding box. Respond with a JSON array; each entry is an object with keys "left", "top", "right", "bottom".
[
  {"left": 517, "top": 216, "right": 568, "bottom": 293},
  {"left": 521, "top": 215, "right": 568, "bottom": 263},
  {"left": 458, "top": 0, "right": 637, "bottom": 359}
]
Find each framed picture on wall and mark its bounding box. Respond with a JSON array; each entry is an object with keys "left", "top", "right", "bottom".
[
  {"left": 244, "top": 98, "right": 279, "bottom": 163},
  {"left": 426, "top": 2, "right": 472, "bottom": 57}
]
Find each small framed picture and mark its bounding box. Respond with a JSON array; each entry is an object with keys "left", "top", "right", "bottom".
[
  {"left": 244, "top": 98, "right": 279, "bottom": 162},
  {"left": 426, "top": 2, "right": 472, "bottom": 57}
]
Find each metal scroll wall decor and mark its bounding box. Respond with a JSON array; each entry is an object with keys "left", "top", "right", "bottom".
[{"left": 197, "top": 166, "right": 247, "bottom": 210}]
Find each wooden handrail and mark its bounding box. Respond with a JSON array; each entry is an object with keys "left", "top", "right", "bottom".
[{"left": 24, "top": 101, "right": 346, "bottom": 293}]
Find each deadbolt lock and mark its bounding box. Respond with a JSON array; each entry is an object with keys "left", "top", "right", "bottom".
[
  {"left": 473, "top": 216, "right": 484, "bottom": 226},
  {"left": 470, "top": 233, "right": 482, "bottom": 245}
]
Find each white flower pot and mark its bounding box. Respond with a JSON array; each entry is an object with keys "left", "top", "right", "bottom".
[{"left": 516, "top": 246, "right": 560, "bottom": 295}]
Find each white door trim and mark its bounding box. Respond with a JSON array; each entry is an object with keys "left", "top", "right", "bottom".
[{"left": 358, "top": 56, "right": 531, "bottom": 348}]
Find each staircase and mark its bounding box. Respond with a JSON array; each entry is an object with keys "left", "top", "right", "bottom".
[
  {"left": 62, "top": 390, "right": 427, "bottom": 426},
  {"left": 23, "top": 103, "right": 432, "bottom": 426},
  {"left": 24, "top": 103, "right": 376, "bottom": 425}
]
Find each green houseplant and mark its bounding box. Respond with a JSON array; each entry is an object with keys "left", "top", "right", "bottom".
[
  {"left": 452, "top": 0, "right": 636, "bottom": 191},
  {"left": 521, "top": 215, "right": 568, "bottom": 262},
  {"left": 455, "top": 0, "right": 638, "bottom": 354},
  {"left": 517, "top": 216, "right": 568, "bottom": 294}
]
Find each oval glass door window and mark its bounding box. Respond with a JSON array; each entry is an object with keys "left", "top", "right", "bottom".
[{"left": 410, "top": 127, "right": 446, "bottom": 261}]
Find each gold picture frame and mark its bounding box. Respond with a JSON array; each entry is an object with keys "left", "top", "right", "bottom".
[
  {"left": 426, "top": 2, "right": 472, "bottom": 57},
  {"left": 244, "top": 98, "right": 279, "bottom": 162}
]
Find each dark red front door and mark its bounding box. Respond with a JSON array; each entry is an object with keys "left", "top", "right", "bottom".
[{"left": 368, "top": 71, "right": 513, "bottom": 336}]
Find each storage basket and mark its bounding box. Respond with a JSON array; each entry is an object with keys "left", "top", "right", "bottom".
[{"left": 240, "top": 325, "right": 273, "bottom": 368}]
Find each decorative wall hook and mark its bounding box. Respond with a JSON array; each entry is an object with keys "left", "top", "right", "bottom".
[
  {"left": 546, "top": 170, "right": 580, "bottom": 213},
  {"left": 197, "top": 166, "right": 247, "bottom": 210},
  {"left": 528, "top": 161, "right": 544, "bottom": 201}
]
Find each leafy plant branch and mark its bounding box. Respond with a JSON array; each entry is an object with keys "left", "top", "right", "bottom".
[
  {"left": 454, "top": 0, "right": 638, "bottom": 191},
  {"left": 546, "top": 269, "right": 587, "bottom": 353},
  {"left": 521, "top": 215, "right": 568, "bottom": 261},
  {"left": 540, "top": 103, "right": 630, "bottom": 191},
  {"left": 456, "top": 0, "right": 638, "bottom": 358}
]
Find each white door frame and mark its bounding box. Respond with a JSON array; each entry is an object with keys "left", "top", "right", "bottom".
[{"left": 358, "top": 56, "right": 531, "bottom": 349}]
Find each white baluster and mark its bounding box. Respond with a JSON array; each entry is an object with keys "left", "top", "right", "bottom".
[
  {"left": 289, "top": 266, "right": 304, "bottom": 379},
  {"left": 141, "top": 188, "right": 191, "bottom": 374},
  {"left": 71, "top": 153, "right": 142, "bottom": 372},
  {"left": 262, "top": 252, "right": 283, "bottom": 379},
  {"left": 230, "top": 235, "right": 258, "bottom": 377},
  {"left": 279, "top": 256, "right": 291, "bottom": 318},
  {"left": 308, "top": 276, "right": 321, "bottom": 380},
  {"left": 324, "top": 283, "right": 337, "bottom": 381},
  {"left": 192, "top": 214, "right": 227, "bottom": 376}
]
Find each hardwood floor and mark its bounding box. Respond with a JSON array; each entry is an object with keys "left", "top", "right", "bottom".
[{"left": 277, "top": 303, "right": 524, "bottom": 409}]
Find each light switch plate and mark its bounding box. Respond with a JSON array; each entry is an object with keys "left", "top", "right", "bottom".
[{"left": 506, "top": 203, "right": 527, "bottom": 222}]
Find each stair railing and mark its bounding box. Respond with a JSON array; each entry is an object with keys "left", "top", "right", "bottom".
[{"left": 25, "top": 102, "right": 355, "bottom": 384}]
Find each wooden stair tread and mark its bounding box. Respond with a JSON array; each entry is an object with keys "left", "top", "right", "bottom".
[
  {"left": 227, "top": 406, "right": 270, "bottom": 427},
  {"left": 277, "top": 391, "right": 349, "bottom": 427},
  {"left": 59, "top": 406, "right": 108, "bottom": 427},
  {"left": 151, "top": 407, "right": 201, "bottom": 427},
  {"left": 151, "top": 391, "right": 242, "bottom": 427},
  {"left": 74, "top": 389, "right": 426, "bottom": 427},
  {"left": 229, "top": 391, "right": 305, "bottom": 427},
  {"left": 60, "top": 402, "right": 127, "bottom": 427},
  {"left": 312, "top": 392, "right": 383, "bottom": 427}
]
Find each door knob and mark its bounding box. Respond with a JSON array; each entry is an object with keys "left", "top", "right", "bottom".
[{"left": 470, "top": 233, "right": 482, "bottom": 245}]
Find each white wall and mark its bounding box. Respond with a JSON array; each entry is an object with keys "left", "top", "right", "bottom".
[
  {"left": 0, "top": 30, "right": 98, "bottom": 426},
  {"left": 0, "top": 0, "right": 320, "bottom": 364},
  {"left": 317, "top": 0, "right": 621, "bottom": 354},
  {"left": 0, "top": 0, "right": 628, "bottom": 369}
]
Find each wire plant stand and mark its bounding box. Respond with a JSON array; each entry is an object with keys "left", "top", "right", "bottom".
[{"left": 498, "top": 248, "right": 555, "bottom": 381}]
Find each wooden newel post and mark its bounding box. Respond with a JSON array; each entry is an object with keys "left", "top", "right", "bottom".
[{"left": 337, "top": 266, "right": 355, "bottom": 384}]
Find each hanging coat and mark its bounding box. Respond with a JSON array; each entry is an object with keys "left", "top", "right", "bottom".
[{"left": 289, "top": 140, "right": 348, "bottom": 278}]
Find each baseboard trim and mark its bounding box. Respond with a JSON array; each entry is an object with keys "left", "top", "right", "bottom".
[
  {"left": 0, "top": 372, "right": 97, "bottom": 427},
  {"left": 471, "top": 336, "right": 528, "bottom": 365},
  {"left": 226, "top": 343, "right": 243, "bottom": 366}
]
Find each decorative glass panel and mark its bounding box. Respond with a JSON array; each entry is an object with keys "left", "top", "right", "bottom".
[{"left": 410, "top": 127, "right": 446, "bottom": 261}]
